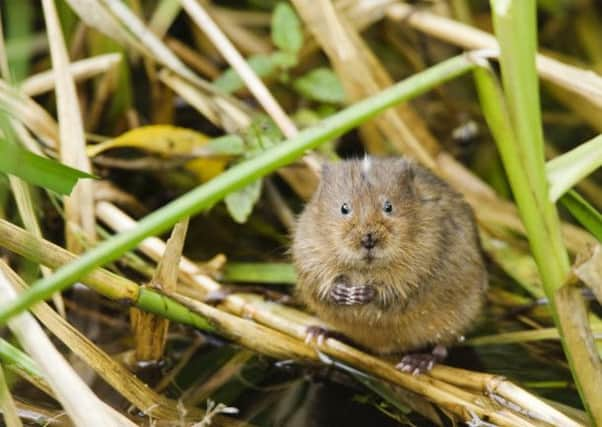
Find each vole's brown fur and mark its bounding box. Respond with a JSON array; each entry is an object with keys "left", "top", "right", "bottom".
[{"left": 292, "top": 157, "right": 487, "bottom": 355}]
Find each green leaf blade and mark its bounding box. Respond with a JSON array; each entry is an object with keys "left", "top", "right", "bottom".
[
  {"left": 0, "top": 141, "right": 96, "bottom": 195},
  {"left": 224, "top": 179, "right": 262, "bottom": 223},
  {"left": 271, "top": 3, "right": 303, "bottom": 54}
]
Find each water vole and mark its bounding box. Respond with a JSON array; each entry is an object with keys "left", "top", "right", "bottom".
[{"left": 292, "top": 156, "right": 487, "bottom": 373}]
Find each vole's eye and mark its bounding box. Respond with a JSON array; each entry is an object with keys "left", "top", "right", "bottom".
[
  {"left": 340, "top": 203, "right": 351, "bottom": 215},
  {"left": 383, "top": 200, "right": 393, "bottom": 214}
]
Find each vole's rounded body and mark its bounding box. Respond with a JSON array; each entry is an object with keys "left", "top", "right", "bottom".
[{"left": 292, "top": 157, "right": 487, "bottom": 355}]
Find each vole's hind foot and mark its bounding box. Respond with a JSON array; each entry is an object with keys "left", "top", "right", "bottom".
[
  {"left": 396, "top": 354, "right": 437, "bottom": 375},
  {"left": 396, "top": 345, "right": 448, "bottom": 375}
]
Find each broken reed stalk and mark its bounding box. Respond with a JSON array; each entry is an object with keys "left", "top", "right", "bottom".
[
  {"left": 0, "top": 53, "right": 476, "bottom": 323},
  {"left": 132, "top": 218, "right": 189, "bottom": 362},
  {"left": 0, "top": 217, "right": 579, "bottom": 426}
]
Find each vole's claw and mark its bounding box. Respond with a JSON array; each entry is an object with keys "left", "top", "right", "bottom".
[
  {"left": 304, "top": 325, "right": 350, "bottom": 347},
  {"left": 396, "top": 345, "right": 447, "bottom": 375},
  {"left": 396, "top": 354, "right": 436, "bottom": 374},
  {"left": 304, "top": 325, "right": 331, "bottom": 346}
]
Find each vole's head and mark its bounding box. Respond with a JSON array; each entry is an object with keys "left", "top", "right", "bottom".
[{"left": 313, "top": 156, "right": 420, "bottom": 268}]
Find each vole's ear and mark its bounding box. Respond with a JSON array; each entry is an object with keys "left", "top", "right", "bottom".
[
  {"left": 320, "top": 163, "right": 331, "bottom": 181},
  {"left": 315, "top": 163, "right": 331, "bottom": 199},
  {"left": 398, "top": 159, "right": 415, "bottom": 183},
  {"left": 398, "top": 159, "right": 418, "bottom": 197}
]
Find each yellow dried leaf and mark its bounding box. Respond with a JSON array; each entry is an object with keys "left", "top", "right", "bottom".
[
  {"left": 87, "top": 125, "right": 210, "bottom": 157},
  {"left": 88, "top": 125, "right": 228, "bottom": 182}
]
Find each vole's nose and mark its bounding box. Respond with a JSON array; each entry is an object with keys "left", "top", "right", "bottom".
[{"left": 360, "top": 233, "right": 377, "bottom": 249}]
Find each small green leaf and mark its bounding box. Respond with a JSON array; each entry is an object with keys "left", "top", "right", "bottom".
[
  {"left": 271, "top": 2, "right": 303, "bottom": 54},
  {"left": 243, "top": 116, "right": 283, "bottom": 156},
  {"left": 224, "top": 179, "right": 262, "bottom": 223},
  {"left": 559, "top": 190, "right": 602, "bottom": 242},
  {"left": 214, "top": 54, "right": 276, "bottom": 93},
  {"left": 293, "top": 68, "right": 346, "bottom": 103},
  {"left": 221, "top": 117, "right": 282, "bottom": 222},
  {"left": 0, "top": 140, "right": 96, "bottom": 195}
]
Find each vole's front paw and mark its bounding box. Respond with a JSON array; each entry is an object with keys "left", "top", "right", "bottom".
[
  {"left": 330, "top": 280, "right": 375, "bottom": 306},
  {"left": 395, "top": 345, "right": 448, "bottom": 375}
]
